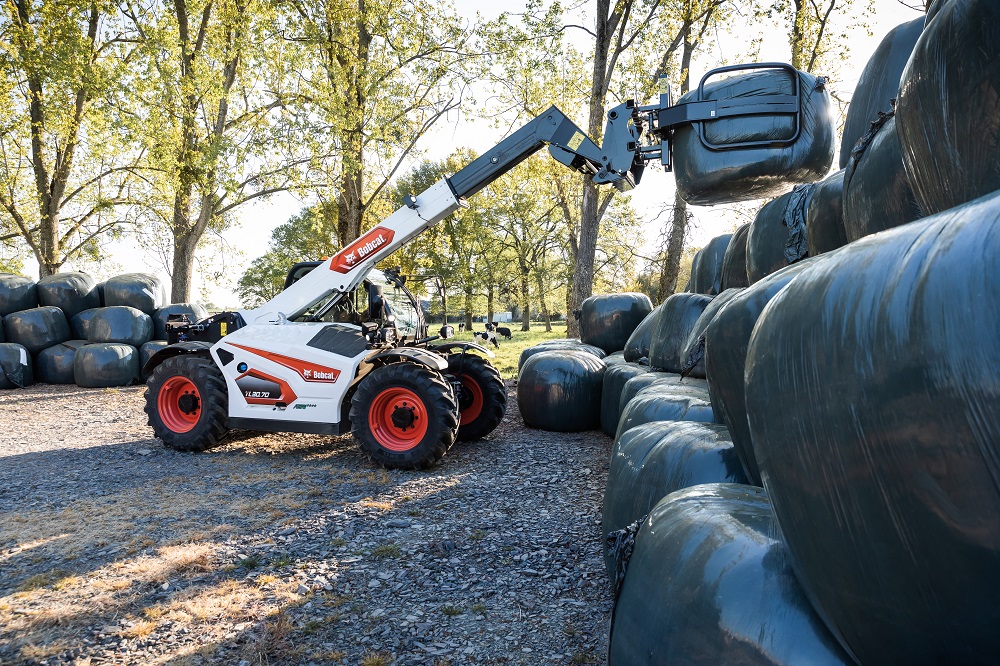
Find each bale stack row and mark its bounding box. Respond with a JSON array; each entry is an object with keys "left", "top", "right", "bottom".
[
  {"left": 523, "top": 4, "right": 1000, "bottom": 662},
  {"left": 0, "top": 272, "right": 206, "bottom": 389}
]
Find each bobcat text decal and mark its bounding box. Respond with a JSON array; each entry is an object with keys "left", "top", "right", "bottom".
[
  {"left": 228, "top": 343, "right": 341, "bottom": 383},
  {"left": 329, "top": 227, "right": 396, "bottom": 273}
]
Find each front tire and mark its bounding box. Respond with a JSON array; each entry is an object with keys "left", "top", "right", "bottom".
[
  {"left": 447, "top": 354, "right": 507, "bottom": 441},
  {"left": 145, "top": 355, "right": 229, "bottom": 451},
  {"left": 351, "top": 362, "right": 459, "bottom": 469}
]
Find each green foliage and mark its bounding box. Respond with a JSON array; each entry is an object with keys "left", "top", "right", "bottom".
[{"left": 237, "top": 204, "right": 337, "bottom": 307}]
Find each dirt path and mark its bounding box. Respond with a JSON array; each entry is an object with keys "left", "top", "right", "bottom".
[{"left": 0, "top": 383, "right": 613, "bottom": 665}]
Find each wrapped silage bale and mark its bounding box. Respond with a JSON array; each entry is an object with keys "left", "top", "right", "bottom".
[
  {"left": 686, "top": 234, "right": 731, "bottom": 296},
  {"left": 74, "top": 343, "right": 139, "bottom": 388},
  {"left": 720, "top": 223, "right": 750, "bottom": 290},
  {"left": 70, "top": 307, "right": 101, "bottom": 339},
  {"left": 602, "top": 422, "right": 747, "bottom": 578},
  {"left": 600, "top": 362, "right": 649, "bottom": 436},
  {"left": 139, "top": 340, "right": 169, "bottom": 379},
  {"left": 622, "top": 304, "right": 660, "bottom": 362},
  {"left": 618, "top": 372, "right": 709, "bottom": 415},
  {"left": 897, "top": 0, "right": 1000, "bottom": 215},
  {"left": 35, "top": 340, "right": 88, "bottom": 384},
  {"left": 806, "top": 169, "right": 848, "bottom": 255},
  {"left": 745, "top": 188, "right": 1000, "bottom": 664},
  {"left": 614, "top": 384, "right": 715, "bottom": 441},
  {"left": 35, "top": 272, "right": 100, "bottom": 319},
  {"left": 673, "top": 68, "right": 835, "bottom": 205},
  {"left": 0, "top": 274, "right": 38, "bottom": 317},
  {"left": 842, "top": 112, "right": 921, "bottom": 242},
  {"left": 3, "top": 306, "right": 71, "bottom": 355},
  {"left": 103, "top": 273, "right": 167, "bottom": 314},
  {"left": 88, "top": 306, "right": 153, "bottom": 347},
  {"left": 747, "top": 186, "right": 812, "bottom": 284},
  {"left": 0, "top": 343, "right": 33, "bottom": 388},
  {"left": 647, "top": 293, "right": 711, "bottom": 373},
  {"left": 838, "top": 17, "right": 924, "bottom": 167},
  {"left": 579, "top": 293, "right": 653, "bottom": 354},
  {"left": 609, "top": 485, "right": 851, "bottom": 665},
  {"left": 517, "top": 350, "right": 605, "bottom": 432},
  {"left": 678, "top": 288, "right": 743, "bottom": 379},
  {"left": 517, "top": 339, "right": 605, "bottom": 371},
  {"left": 603, "top": 351, "right": 627, "bottom": 366},
  {"left": 703, "top": 259, "right": 817, "bottom": 486},
  {"left": 153, "top": 303, "right": 208, "bottom": 340}
]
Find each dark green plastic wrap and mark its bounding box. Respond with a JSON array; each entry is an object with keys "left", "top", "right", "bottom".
[
  {"left": 139, "top": 340, "right": 169, "bottom": 379},
  {"left": 806, "top": 169, "right": 847, "bottom": 255},
  {"left": 153, "top": 303, "right": 209, "bottom": 340},
  {"left": 103, "top": 273, "right": 167, "bottom": 315},
  {"left": 88, "top": 306, "right": 154, "bottom": 347},
  {"left": 35, "top": 340, "right": 88, "bottom": 384},
  {"left": 619, "top": 372, "right": 709, "bottom": 416},
  {"left": 838, "top": 17, "right": 924, "bottom": 168},
  {"left": 70, "top": 307, "right": 101, "bottom": 339},
  {"left": 3, "top": 306, "right": 71, "bottom": 355},
  {"left": 517, "top": 350, "right": 606, "bottom": 432},
  {"left": 647, "top": 293, "right": 711, "bottom": 372},
  {"left": 600, "top": 362, "right": 649, "bottom": 436},
  {"left": 720, "top": 223, "right": 750, "bottom": 290},
  {"left": 897, "top": 0, "right": 1000, "bottom": 216},
  {"left": 747, "top": 187, "right": 812, "bottom": 284},
  {"left": 0, "top": 343, "right": 33, "bottom": 388},
  {"left": 602, "top": 423, "right": 747, "bottom": 578},
  {"left": 680, "top": 288, "right": 743, "bottom": 379},
  {"left": 609, "top": 484, "right": 852, "bottom": 666},
  {"left": 614, "top": 385, "right": 715, "bottom": 441},
  {"left": 704, "top": 260, "right": 817, "bottom": 486},
  {"left": 0, "top": 273, "right": 37, "bottom": 317},
  {"left": 517, "top": 339, "right": 606, "bottom": 371},
  {"left": 622, "top": 304, "right": 661, "bottom": 362},
  {"left": 74, "top": 343, "right": 139, "bottom": 388},
  {"left": 673, "top": 69, "right": 835, "bottom": 205},
  {"left": 842, "top": 112, "right": 921, "bottom": 242},
  {"left": 744, "top": 189, "right": 1000, "bottom": 665},
  {"left": 36, "top": 272, "right": 100, "bottom": 319},
  {"left": 579, "top": 293, "right": 653, "bottom": 354},
  {"left": 687, "top": 234, "right": 731, "bottom": 296}
]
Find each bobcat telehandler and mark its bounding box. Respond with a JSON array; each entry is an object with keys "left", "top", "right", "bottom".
[{"left": 142, "top": 64, "right": 802, "bottom": 468}]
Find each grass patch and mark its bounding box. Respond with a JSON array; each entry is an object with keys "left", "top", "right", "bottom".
[
  {"left": 570, "top": 652, "right": 597, "bottom": 664},
  {"left": 470, "top": 529, "right": 486, "bottom": 541},
  {"left": 440, "top": 604, "right": 463, "bottom": 616},
  {"left": 361, "top": 653, "right": 391, "bottom": 666},
  {"left": 470, "top": 602, "right": 487, "bottom": 614},
  {"left": 445, "top": 320, "right": 568, "bottom": 379},
  {"left": 330, "top": 537, "right": 347, "bottom": 547},
  {"left": 370, "top": 543, "right": 402, "bottom": 559},
  {"left": 270, "top": 554, "right": 294, "bottom": 568},
  {"left": 17, "top": 571, "right": 65, "bottom": 592},
  {"left": 238, "top": 554, "right": 262, "bottom": 570}
]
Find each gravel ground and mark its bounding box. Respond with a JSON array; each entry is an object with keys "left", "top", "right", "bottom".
[{"left": 0, "top": 383, "right": 613, "bottom": 665}]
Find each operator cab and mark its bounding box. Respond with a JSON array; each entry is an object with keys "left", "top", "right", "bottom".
[{"left": 290, "top": 265, "right": 426, "bottom": 342}]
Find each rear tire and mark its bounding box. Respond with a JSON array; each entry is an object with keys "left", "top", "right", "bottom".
[
  {"left": 448, "top": 354, "right": 507, "bottom": 441},
  {"left": 145, "top": 355, "right": 229, "bottom": 452},
  {"left": 351, "top": 362, "right": 459, "bottom": 469}
]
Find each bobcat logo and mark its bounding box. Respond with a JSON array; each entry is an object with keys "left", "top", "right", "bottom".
[
  {"left": 303, "top": 369, "right": 312, "bottom": 378},
  {"left": 344, "top": 251, "right": 356, "bottom": 264}
]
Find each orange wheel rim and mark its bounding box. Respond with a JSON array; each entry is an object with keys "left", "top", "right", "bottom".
[
  {"left": 459, "top": 374, "right": 484, "bottom": 424},
  {"left": 368, "top": 387, "right": 428, "bottom": 451},
  {"left": 157, "top": 376, "right": 202, "bottom": 433}
]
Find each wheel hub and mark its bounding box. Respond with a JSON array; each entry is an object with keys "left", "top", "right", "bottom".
[
  {"left": 177, "top": 392, "right": 200, "bottom": 415},
  {"left": 391, "top": 403, "right": 417, "bottom": 430}
]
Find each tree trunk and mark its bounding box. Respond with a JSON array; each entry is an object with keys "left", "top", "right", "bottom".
[
  {"left": 171, "top": 232, "right": 199, "bottom": 303},
  {"left": 464, "top": 288, "right": 474, "bottom": 331},
  {"left": 790, "top": 0, "right": 808, "bottom": 70},
  {"left": 338, "top": 162, "right": 364, "bottom": 246},
  {"left": 658, "top": 191, "right": 689, "bottom": 298},
  {"left": 534, "top": 268, "right": 552, "bottom": 332},
  {"left": 336, "top": 0, "right": 372, "bottom": 246},
  {"left": 520, "top": 272, "right": 531, "bottom": 332},
  {"left": 487, "top": 284, "right": 495, "bottom": 325}
]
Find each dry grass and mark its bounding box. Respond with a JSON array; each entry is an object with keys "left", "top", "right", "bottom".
[
  {"left": 361, "top": 653, "right": 392, "bottom": 666},
  {"left": 121, "top": 618, "right": 157, "bottom": 639}
]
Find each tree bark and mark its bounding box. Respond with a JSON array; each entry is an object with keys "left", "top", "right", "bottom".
[
  {"left": 336, "top": 0, "right": 371, "bottom": 246},
  {"left": 486, "top": 284, "right": 495, "bottom": 325},
  {"left": 464, "top": 288, "right": 474, "bottom": 331},
  {"left": 519, "top": 271, "right": 531, "bottom": 332}
]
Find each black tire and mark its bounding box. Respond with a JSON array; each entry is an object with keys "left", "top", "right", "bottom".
[
  {"left": 447, "top": 354, "right": 506, "bottom": 441},
  {"left": 144, "top": 355, "right": 229, "bottom": 452},
  {"left": 351, "top": 362, "right": 458, "bottom": 469}
]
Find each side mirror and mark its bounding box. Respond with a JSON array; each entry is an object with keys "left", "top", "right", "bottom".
[{"left": 439, "top": 325, "right": 454, "bottom": 339}]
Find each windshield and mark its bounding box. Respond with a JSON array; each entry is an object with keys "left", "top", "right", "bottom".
[
  {"left": 370, "top": 269, "right": 420, "bottom": 339},
  {"left": 290, "top": 268, "right": 421, "bottom": 338}
]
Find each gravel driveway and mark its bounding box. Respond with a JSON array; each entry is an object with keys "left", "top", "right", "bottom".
[{"left": 0, "top": 383, "right": 613, "bottom": 665}]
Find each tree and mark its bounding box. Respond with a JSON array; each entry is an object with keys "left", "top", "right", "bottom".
[
  {"left": 124, "top": 0, "right": 310, "bottom": 302},
  {"left": 283, "top": 0, "right": 470, "bottom": 246},
  {"left": 0, "top": 0, "right": 139, "bottom": 277},
  {"left": 236, "top": 204, "right": 337, "bottom": 306}
]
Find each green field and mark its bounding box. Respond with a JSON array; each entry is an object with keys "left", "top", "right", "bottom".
[{"left": 446, "top": 320, "right": 569, "bottom": 380}]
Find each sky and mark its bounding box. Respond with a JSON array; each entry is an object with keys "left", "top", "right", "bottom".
[{"left": 44, "top": 0, "right": 925, "bottom": 307}]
